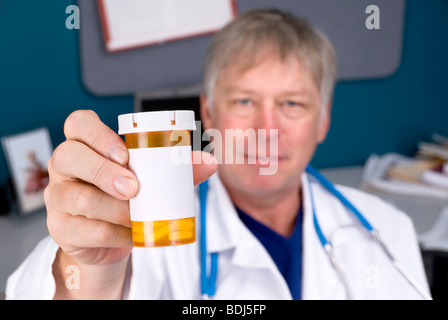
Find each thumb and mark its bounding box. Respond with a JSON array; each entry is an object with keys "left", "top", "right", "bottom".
[{"left": 192, "top": 151, "right": 218, "bottom": 185}]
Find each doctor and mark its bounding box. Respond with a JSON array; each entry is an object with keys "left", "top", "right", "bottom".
[{"left": 7, "top": 9, "right": 429, "bottom": 300}]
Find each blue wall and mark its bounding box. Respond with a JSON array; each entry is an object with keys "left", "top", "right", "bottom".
[
  {"left": 0, "top": 0, "right": 447, "bottom": 189},
  {"left": 316, "top": 0, "right": 448, "bottom": 168}
]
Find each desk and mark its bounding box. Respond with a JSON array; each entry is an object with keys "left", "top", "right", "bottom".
[{"left": 0, "top": 209, "right": 49, "bottom": 293}]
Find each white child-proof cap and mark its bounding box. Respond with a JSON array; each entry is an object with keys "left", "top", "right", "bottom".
[{"left": 118, "top": 110, "right": 196, "bottom": 135}]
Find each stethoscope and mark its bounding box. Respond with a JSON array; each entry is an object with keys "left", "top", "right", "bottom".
[{"left": 198, "top": 165, "right": 432, "bottom": 300}]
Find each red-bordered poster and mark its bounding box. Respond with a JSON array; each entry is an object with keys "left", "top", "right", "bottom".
[{"left": 98, "top": 0, "right": 237, "bottom": 53}]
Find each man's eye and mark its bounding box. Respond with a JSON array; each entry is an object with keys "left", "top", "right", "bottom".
[
  {"left": 284, "top": 100, "right": 300, "bottom": 107},
  {"left": 236, "top": 98, "right": 252, "bottom": 105}
]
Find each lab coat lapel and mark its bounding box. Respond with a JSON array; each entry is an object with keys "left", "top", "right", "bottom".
[
  {"left": 301, "top": 173, "right": 347, "bottom": 300},
  {"left": 205, "top": 172, "right": 281, "bottom": 268},
  {"left": 202, "top": 173, "right": 240, "bottom": 254},
  {"left": 204, "top": 173, "right": 292, "bottom": 299}
]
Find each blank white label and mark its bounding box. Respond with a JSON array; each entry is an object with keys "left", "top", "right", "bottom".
[{"left": 128, "top": 146, "right": 195, "bottom": 221}]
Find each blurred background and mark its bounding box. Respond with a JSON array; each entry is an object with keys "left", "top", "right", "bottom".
[{"left": 0, "top": 0, "right": 447, "bottom": 298}]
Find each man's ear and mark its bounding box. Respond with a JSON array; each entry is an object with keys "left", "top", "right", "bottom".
[
  {"left": 200, "top": 94, "right": 213, "bottom": 130},
  {"left": 317, "top": 104, "right": 332, "bottom": 144}
]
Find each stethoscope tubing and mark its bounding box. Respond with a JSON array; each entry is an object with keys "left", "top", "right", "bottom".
[
  {"left": 199, "top": 179, "right": 218, "bottom": 299},
  {"left": 305, "top": 165, "right": 432, "bottom": 300}
]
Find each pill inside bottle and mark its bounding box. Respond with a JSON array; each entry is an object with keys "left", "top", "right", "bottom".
[{"left": 118, "top": 111, "right": 197, "bottom": 247}]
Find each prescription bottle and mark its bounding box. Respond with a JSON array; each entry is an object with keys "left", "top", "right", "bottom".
[{"left": 118, "top": 110, "right": 196, "bottom": 247}]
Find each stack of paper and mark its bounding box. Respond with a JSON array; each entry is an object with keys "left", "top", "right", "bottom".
[{"left": 361, "top": 134, "right": 448, "bottom": 200}]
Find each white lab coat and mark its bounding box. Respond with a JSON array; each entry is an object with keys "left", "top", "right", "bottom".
[{"left": 6, "top": 172, "right": 430, "bottom": 299}]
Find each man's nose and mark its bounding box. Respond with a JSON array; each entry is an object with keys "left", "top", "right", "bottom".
[{"left": 255, "top": 102, "right": 279, "bottom": 132}]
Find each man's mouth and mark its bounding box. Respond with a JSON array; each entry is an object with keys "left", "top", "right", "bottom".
[{"left": 243, "top": 153, "right": 284, "bottom": 167}]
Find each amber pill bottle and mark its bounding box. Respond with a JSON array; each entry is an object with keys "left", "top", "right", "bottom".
[{"left": 118, "top": 110, "right": 196, "bottom": 247}]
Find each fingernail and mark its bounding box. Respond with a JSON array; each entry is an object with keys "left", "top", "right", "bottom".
[
  {"left": 114, "top": 176, "right": 136, "bottom": 197},
  {"left": 108, "top": 146, "right": 128, "bottom": 165}
]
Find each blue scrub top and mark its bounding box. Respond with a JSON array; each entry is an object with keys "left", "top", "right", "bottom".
[{"left": 235, "top": 206, "right": 303, "bottom": 300}]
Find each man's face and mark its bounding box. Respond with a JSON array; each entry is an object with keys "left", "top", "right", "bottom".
[{"left": 201, "top": 53, "right": 331, "bottom": 196}]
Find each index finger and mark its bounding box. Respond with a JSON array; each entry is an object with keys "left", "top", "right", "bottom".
[{"left": 64, "top": 110, "right": 128, "bottom": 166}]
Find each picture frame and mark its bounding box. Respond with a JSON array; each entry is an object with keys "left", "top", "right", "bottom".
[{"left": 1, "top": 128, "right": 53, "bottom": 215}]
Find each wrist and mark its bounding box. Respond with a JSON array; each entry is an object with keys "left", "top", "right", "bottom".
[{"left": 52, "top": 249, "right": 131, "bottom": 300}]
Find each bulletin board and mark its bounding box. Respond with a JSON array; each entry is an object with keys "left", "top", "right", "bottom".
[{"left": 78, "top": 0, "right": 406, "bottom": 97}]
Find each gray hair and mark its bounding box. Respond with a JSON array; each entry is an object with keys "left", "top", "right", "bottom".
[{"left": 202, "top": 9, "right": 338, "bottom": 112}]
